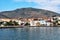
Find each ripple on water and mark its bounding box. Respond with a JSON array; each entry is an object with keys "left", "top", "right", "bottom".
[{"left": 0, "top": 27, "right": 60, "bottom": 40}]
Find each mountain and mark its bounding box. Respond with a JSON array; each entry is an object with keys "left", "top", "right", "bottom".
[
  {"left": 0, "top": 8, "right": 60, "bottom": 19},
  {"left": 0, "top": 13, "right": 10, "bottom": 18}
]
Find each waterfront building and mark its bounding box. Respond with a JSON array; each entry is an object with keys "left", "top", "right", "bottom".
[
  {"left": 30, "top": 21, "right": 40, "bottom": 26},
  {"left": 0, "top": 17, "right": 58, "bottom": 26},
  {"left": 52, "top": 16, "right": 60, "bottom": 26},
  {"left": 29, "top": 18, "right": 47, "bottom": 26}
]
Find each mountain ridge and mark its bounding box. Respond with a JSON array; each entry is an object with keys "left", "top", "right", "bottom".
[{"left": 0, "top": 8, "right": 60, "bottom": 19}]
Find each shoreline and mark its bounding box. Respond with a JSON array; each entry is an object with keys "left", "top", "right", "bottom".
[{"left": 0, "top": 26, "right": 60, "bottom": 28}]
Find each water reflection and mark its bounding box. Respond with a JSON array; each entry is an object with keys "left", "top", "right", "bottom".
[{"left": 0, "top": 27, "right": 60, "bottom": 40}]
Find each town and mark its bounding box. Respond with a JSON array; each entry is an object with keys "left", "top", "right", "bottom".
[{"left": 0, "top": 15, "right": 60, "bottom": 27}]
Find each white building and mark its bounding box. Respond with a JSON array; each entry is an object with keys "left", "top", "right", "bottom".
[
  {"left": 30, "top": 19, "right": 51, "bottom": 26},
  {"left": 30, "top": 21, "right": 40, "bottom": 26}
]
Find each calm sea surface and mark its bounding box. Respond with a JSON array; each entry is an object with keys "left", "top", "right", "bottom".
[{"left": 0, "top": 27, "right": 60, "bottom": 40}]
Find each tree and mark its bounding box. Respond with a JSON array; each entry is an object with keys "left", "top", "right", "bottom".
[
  {"left": 13, "top": 21, "right": 19, "bottom": 26},
  {"left": 0, "top": 22, "right": 4, "bottom": 25},
  {"left": 25, "top": 23, "right": 30, "bottom": 26},
  {"left": 4, "top": 20, "right": 14, "bottom": 26}
]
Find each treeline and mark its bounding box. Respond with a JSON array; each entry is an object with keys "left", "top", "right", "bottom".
[{"left": 0, "top": 20, "right": 19, "bottom": 26}]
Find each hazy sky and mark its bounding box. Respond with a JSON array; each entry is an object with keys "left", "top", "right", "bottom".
[{"left": 0, "top": 0, "right": 60, "bottom": 13}]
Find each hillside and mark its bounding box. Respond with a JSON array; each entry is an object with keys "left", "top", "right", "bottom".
[{"left": 0, "top": 8, "right": 60, "bottom": 19}]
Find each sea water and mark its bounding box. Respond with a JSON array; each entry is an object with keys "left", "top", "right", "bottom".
[{"left": 0, "top": 27, "right": 60, "bottom": 40}]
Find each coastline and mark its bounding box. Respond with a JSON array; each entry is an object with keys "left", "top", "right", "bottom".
[{"left": 0, "top": 25, "right": 60, "bottom": 28}]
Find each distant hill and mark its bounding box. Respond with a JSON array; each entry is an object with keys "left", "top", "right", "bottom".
[
  {"left": 0, "top": 8, "right": 60, "bottom": 19},
  {"left": 0, "top": 13, "right": 10, "bottom": 18}
]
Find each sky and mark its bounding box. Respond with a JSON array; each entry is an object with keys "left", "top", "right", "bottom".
[{"left": 0, "top": 0, "right": 60, "bottom": 13}]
